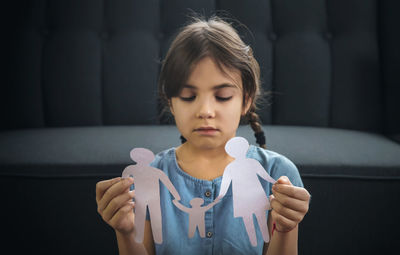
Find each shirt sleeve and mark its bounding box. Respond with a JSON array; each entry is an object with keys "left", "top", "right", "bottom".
[{"left": 270, "top": 154, "right": 304, "bottom": 188}]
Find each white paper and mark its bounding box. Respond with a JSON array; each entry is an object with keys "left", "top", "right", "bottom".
[
  {"left": 173, "top": 198, "right": 220, "bottom": 238},
  {"left": 122, "top": 148, "right": 181, "bottom": 244},
  {"left": 217, "top": 137, "right": 276, "bottom": 246}
]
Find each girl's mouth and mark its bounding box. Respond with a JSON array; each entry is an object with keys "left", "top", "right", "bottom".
[{"left": 194, "top": 127, "right": 219, "bottom": 136}]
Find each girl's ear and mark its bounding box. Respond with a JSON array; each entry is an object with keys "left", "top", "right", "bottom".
[
  {"left": 168, "top": 99, "right": 175, "bottom": 116},
  {"left": 242, "top": 96, "right": 252, "bottom": 116}
]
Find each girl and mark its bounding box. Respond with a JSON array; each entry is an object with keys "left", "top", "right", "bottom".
[{"left": 96, "top": 16, "right": 310, "bottom": 255}]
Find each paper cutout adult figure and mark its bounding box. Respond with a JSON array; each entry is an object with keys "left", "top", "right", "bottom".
[
  {"left": 172, "top": 198, "right": 221, "bottom": 238},
  {"left": 122, "top": 148, "right": 181, "bottom": 244},
  {"left": 217, "top": 137, "right": 276, "bottom": 246}
]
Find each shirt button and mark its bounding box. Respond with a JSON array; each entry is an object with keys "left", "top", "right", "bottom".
[
  {"left": 206, "top": 231, "right": 213, "bottom": 238},
  {"left": 204, "top": 190, "right": 212, "bottom": 197}
]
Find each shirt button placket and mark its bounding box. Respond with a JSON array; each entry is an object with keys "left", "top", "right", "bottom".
[{"left": 204, "top": 187, "right": 214, "bottom": 246}]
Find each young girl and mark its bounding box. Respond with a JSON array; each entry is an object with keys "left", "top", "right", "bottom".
[{"left": 96, "top": 16, "right": 310, "bottom": 255}]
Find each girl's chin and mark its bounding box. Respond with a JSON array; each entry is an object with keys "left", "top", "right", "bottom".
[{"left": 188, "top": 137, "right": 227, "bottom": 150}]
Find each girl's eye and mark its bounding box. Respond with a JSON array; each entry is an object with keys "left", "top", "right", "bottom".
[
  {"left": 216, "top": 96, "right": 233, "bottom": 102},
  {"left": 179, "top": 96, "right": 196, "bottom": 102}
]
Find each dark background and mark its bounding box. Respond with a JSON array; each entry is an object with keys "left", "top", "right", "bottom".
[{"left": 1, "top": 1, "right": 400, "bottom": 254}]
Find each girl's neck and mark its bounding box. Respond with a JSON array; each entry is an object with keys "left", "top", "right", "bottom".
[
  {"left": 175, "top": 142, "right": 234, "bottom": 180},
  {"left": 177, "top": 141, "right": 230, "bottom": 162}
]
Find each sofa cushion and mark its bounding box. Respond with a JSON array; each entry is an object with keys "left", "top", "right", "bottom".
[{"left": 1, "top": 125, "right": 399, "bottom": 179}]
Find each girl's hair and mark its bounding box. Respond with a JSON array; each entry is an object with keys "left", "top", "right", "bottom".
[{"left": 158, "top": 15, "right": 267, "bottom": 149}]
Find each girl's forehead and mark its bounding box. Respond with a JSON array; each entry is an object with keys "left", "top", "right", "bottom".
[{"left": 186, "top": 57, "right": 242, "bottom": 90}]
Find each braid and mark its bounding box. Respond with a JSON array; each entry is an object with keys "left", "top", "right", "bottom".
[
  {"left": 180, "top": 135, "right": 187, "bottom": 144},
  {"left": 247, "top": 107, "right": 267, "bottom": 149}
]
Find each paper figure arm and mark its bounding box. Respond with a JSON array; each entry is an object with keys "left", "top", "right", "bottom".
[
  {"left": 172, "top": 199, "right": 189, "bottom": 213},
  {"left": 121, "top": 165, "right": 136, "bottom": 179},
  {"left": 158, "top": 170, "right": 181, "bottom": 200},
  {"left": 216, "top": 167, "right": 232, "bottom": 199},
  {"left": 203, "top": 197, "right": 222, "bottom": 211},
  {"left": 252, "top": 159, "right": 276, "bottom": 184}
]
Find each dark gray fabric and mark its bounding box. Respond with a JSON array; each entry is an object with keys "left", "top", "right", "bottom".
[
  {"left": 2, "top": 171, "right": 399, "bottom": 255},
  {"left": 0, "top": 176, "right": 119, "bottom": 254},
  {"left": 300, "top": 177, "right": 400, "bottom": 255},
  {"left": 259, "top": 126, "right": 400, "bottom": 177},
  {"left": 1, "top": 125, "right": 399, "bottom": 178},
  {"left": 3, "top": 0, "right": 398, "bottom": 132},
  {"left": 380, "top": 0, "right": 400, "bottom": 136}
]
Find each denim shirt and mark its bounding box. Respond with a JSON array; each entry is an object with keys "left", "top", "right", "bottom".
[{"left": 147, "top": 145, "right": 304, "bottom": 255}]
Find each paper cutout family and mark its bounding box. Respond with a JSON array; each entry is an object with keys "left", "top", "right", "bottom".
[{"left": 121, "top": 137, "right": 276, "bottom": 247}]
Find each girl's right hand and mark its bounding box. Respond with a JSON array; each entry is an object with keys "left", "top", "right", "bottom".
[{"left": 96, "top": 177, "right": 136, "bottom": 235}]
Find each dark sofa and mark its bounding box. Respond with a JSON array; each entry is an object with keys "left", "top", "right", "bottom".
[{"left": 1, "top": 1, "right": 400, "bottom": 254}]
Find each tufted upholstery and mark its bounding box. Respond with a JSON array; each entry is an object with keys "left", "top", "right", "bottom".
[
  {"left": 3, "top": 0, "right": 400, "bottom": 133},
  {"left": 1, "top": 0, "right": 400, "bottom": 254}
]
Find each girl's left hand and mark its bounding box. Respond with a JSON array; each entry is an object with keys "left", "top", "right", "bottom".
[{"left": 270, "top": 176, "right": 310, "bottom": 233}]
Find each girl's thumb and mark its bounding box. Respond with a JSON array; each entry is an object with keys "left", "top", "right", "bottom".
[{"left": 277, "top": 176, "right": 292, "bottom": 185}]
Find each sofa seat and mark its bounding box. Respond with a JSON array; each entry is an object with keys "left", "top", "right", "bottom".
[{"left": 1, "top": 125, "right": 399, "bottom": 179}]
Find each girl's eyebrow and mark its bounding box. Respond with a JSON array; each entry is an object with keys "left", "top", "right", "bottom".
[{"left": 184, "top": 83, "right": 239, "bottom": 90}]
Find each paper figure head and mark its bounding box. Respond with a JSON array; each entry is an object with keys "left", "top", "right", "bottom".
[
  {"left": 225, "top": 137, "right": 249, "bottom": 158},
  {"left": 130, "top": 148, "right": 155, "bottom": 165},
  {"left": 190, "top": 198, "right": 204, "bottom": 207}
]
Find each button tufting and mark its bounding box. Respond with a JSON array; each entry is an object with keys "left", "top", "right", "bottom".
[
  {"left": 269, "top": 32, "right": 278, "bottom": 41},
  {"left": 100, "top": 31, "right": 109, "bottom": 40},
  {"left": 324, "top": 32, "right": 333, "bottom": 40}
]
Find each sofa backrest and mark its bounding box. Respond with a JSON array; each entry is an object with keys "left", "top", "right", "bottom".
[{"left": 3, "top": 0, "right": 400, "bottom": 135}]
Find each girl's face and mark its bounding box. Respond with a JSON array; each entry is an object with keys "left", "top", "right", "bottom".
[{"left": 170, "top": 57, "right": 251, "bottom": 151}]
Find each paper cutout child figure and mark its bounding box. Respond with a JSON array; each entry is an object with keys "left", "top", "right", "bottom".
[
  {"left": 122, "top": 148, "right": 181, "bottom": 244},
  {"left": 217, "top": 137, "right": 276, "bottom": 246},
  {"left": 172, "top": 198, "right": 221, "bottom": 238}
]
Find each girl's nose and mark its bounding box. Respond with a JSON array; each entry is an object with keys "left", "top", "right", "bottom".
[
  {"left": 197, "top": 110, "right": 214, "bottom": 119},
  {"left": 196, "top": 99, "right": 215, "bottom": 119}
]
